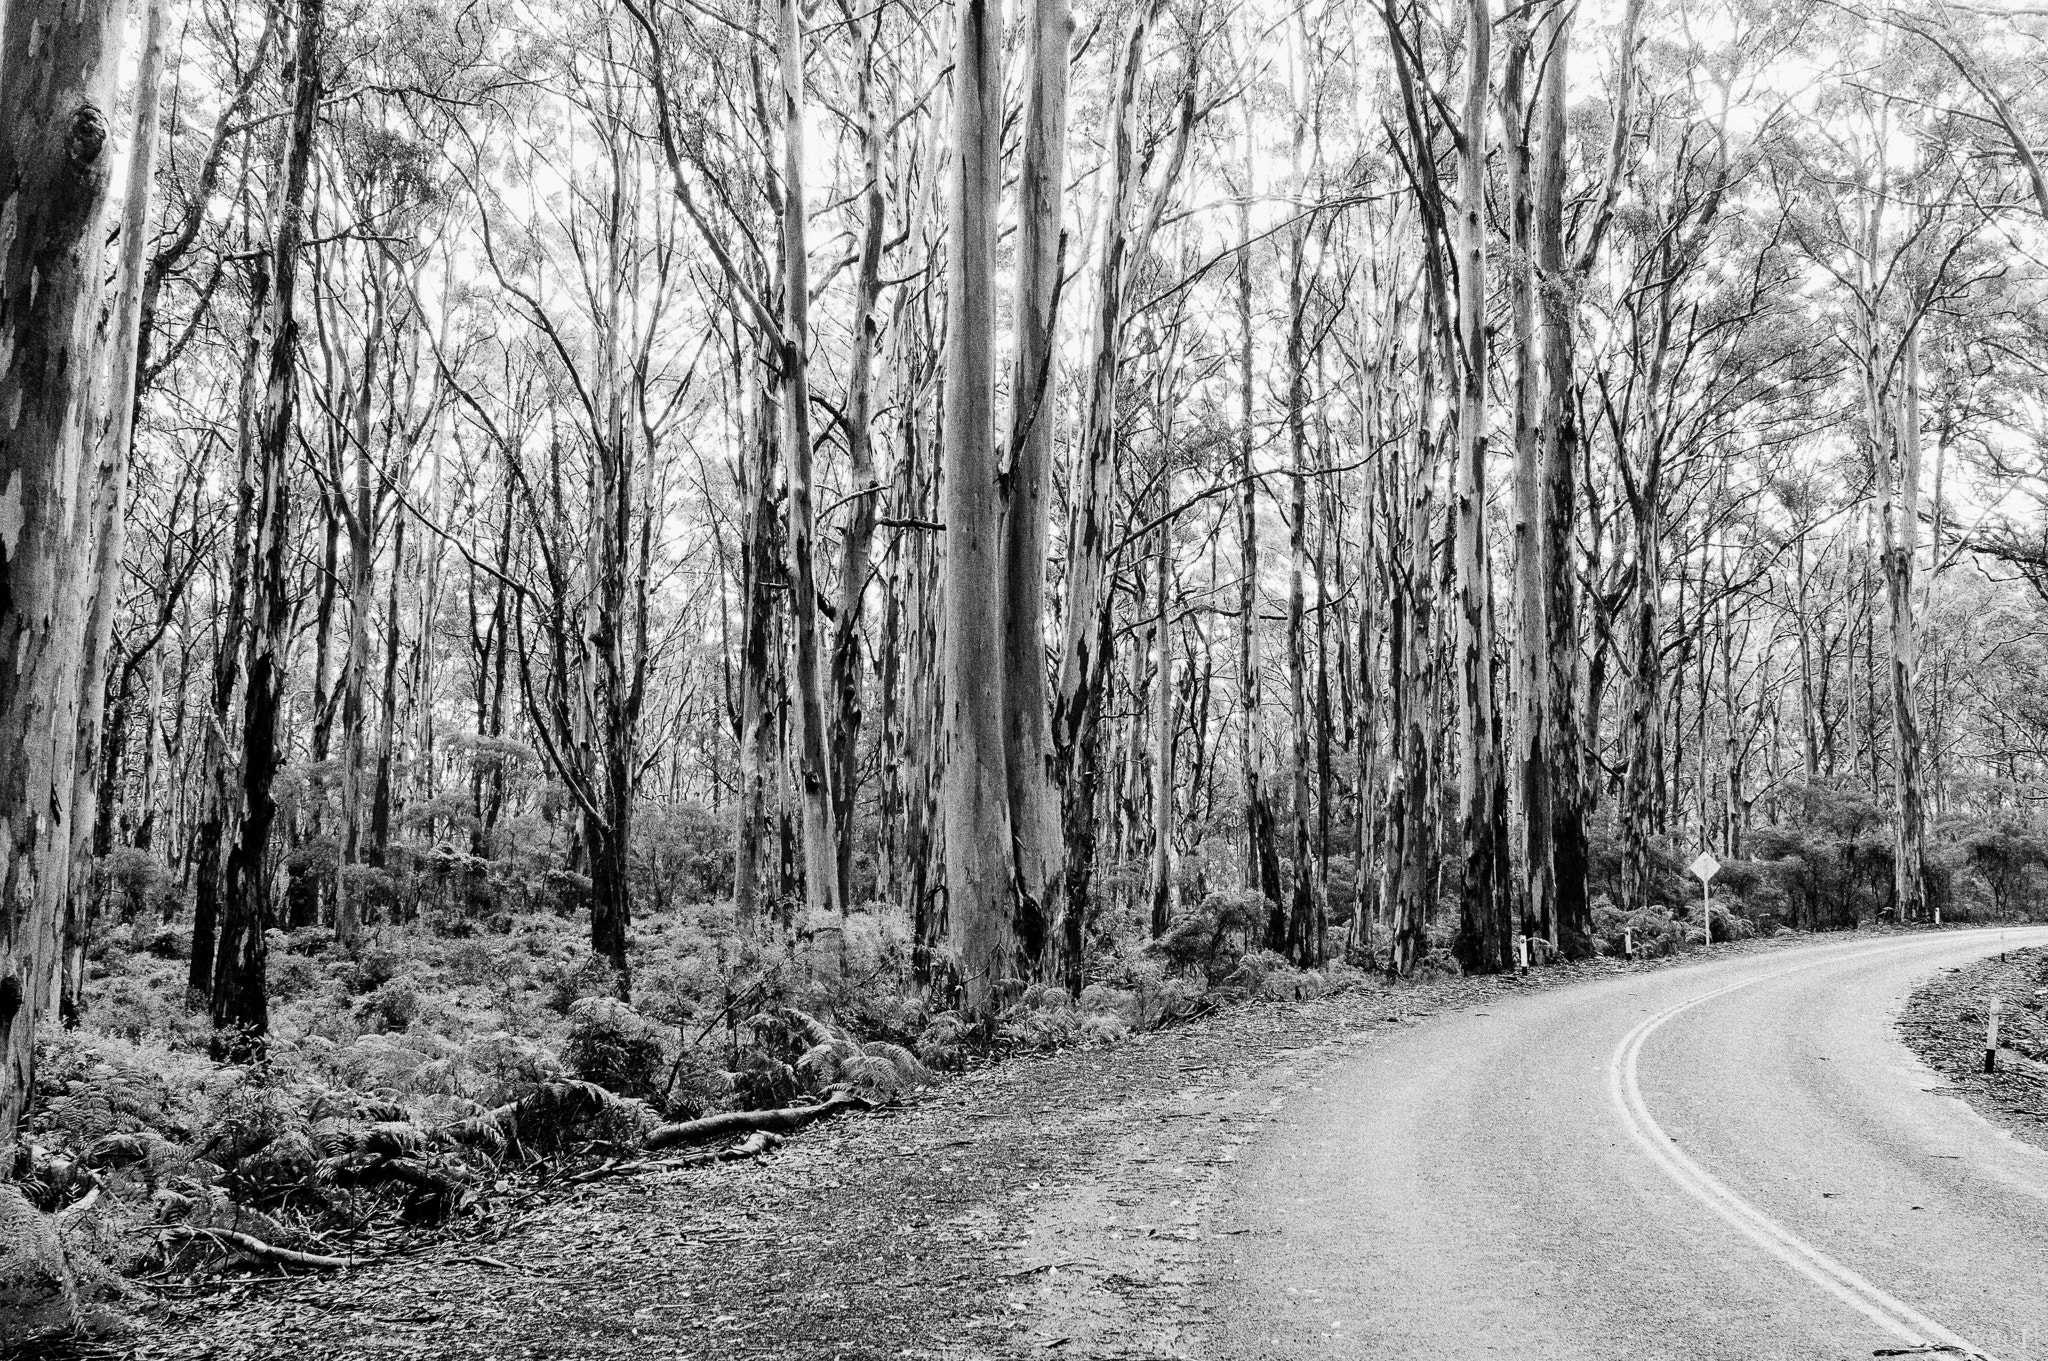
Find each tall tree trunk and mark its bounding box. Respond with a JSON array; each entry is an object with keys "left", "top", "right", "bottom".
[
  {"left": 215, "top": 0, "right": 324, "bottom": 1061},
  {"left": 334, "top": 279, "right": 387, "bottom": 946},
  {"left": 942, "top": 0, "right": 1014, "bottom": 1011},
  {"left": 1051, "top": 3, "right": 1153, "bottom": 993},
  {"left": 1449, "top": 0, "right": 1512, "bottom": 975},
  {"left": 1148, "top": 516, "right": 1176, "bottom": 939},
  {"left": 0, "top": 0, "right": 127, "bottom": 1135},
  {"left": 1503, "top": 24, "right": 1553, "bottom": 950},
  {"left": 1535, "top": 0, "right": 1589, "bottom": 948},
  {"left": 192, "top": 318, "right": 267, "bottom": 1001},
  {"left": 1235, "top": 128, "right": 1283, "bottom": 936},
  {"left": 1880, "top": 326, "right": 1927, "bottom": 921},
  {"left": 828, "top": 8, "right": 886, "bottom": 913},
  {"left": 1383, "top": 364, "right": 1439, "bottom": 974},
  {"left": 61, "top": 0, "right": 171, "bottom": 1028},
  {"left": 1282, "top": 190, "right": 1318, "bottom": 966},
  {"left": 733, "top": 338, "right": 779, "bottom": 927},
  {"left": 1619, "top": 494, "right": 1664, "bottom": 916},
  {"left": 369, "top": 509, "right": 405, "bottom": 870},
  {"left": 1002, "top": 0, "right": 1072, "bottom": 970},
  {"left": 777, "top": 0, "right": 841, "bottom": 921}
]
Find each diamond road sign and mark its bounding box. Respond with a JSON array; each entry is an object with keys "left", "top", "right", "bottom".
[{"left": 1690, "top": 852, "right": 1721, "bottom": 883}]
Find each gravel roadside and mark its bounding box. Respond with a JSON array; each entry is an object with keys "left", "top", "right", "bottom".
[
  {"left": 30, "top": 928, "right": 1876, "bottom": 1361},
  {"left": 1896, "top": 936, "right": 2048, "bottom": 1158}
]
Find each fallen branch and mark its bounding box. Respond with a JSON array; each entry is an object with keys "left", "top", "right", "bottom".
[
  {"left": 163, "top": 1225, "right": 357, "bottom": 1271},
  {"left": 678, "top": 1129, "right": 781, "bottom": 1165},
  {"left": 570, "top": 1130, "right": 785, "bottom": 1182},
  {"left": 644, "top": 1093, "right": 869, "bottom": 1152}
]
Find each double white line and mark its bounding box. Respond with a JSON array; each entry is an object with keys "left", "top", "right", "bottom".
[{"left": 1607, "top": 941, "right": 1997, "bottom": 1361}]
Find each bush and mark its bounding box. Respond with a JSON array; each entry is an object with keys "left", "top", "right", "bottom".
[
  {"left": 358, "top": 976, "right": 421, "bottom": 1032},
  {"left": 545, "top": 954, "right": 622, "bottom": 1013},
  {"left": 137, "top": 924, "right": 189, "bottom": 961},
  {"left": 446, "top": 938, "right": 519, "bottom": 987},
  {"left": 1154, "top": 889, "right": 1265, "bottom": 981},
  {"left": 561, "top": 998, "right": 668, "bottom": 1102},
  {"left": 659, "top": 1044, "right": 730, "bottom": 1120},
  {"left": 100, "top": 848, "right": 176, "bottom": 923},
  {"left": 463, "top": 1032, "right": 566, "bottom": 1102},
  {"left": 88, "top": 978, "right": 182, "bottom": 1042},
  {"left": 1590, "top": 896, "right": 1682, "bottom": 957},
  {"left": 268, "top": 953, "right": 321, "bottom": 1001},
  {"left": 344, "top": 945, "right": 406, "bottom": 995}
]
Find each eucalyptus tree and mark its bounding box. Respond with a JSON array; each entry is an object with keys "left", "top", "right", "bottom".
[{"left": 0, "top": 0, "right": 134, "bottom": 1134}]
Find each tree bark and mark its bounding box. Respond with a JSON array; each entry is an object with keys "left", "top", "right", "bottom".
[
  {"left": 1234, "top": 121, "right": 1283, "bottom": 939},
  {"left": 733, "top": 336, "right": 780, "bottom": 927},
  {"left": 1503, "top": 23, "right": 1553, "bottom": 949},
  {"left": 1535, "top": 0, "right": 1589, "bottom": 947},
  {"left": 0, "top": 0, "right": 128, "bottom": 1135},
  {"left": 1449, "top": 0, "right": 1513, "bottom": 975},
  {"left": 1051, "top": 3, "right": 1154, "bottom": 994},
  {"left": 1148, "top": 515, "right": 1176, "bottom": 940},
  {"left": 61, "top": 0, "right": 172, "bottom": 1028},
  {"left": 1002, "top": 0, "right": 1073, "bottom": 970},
  {"left": 1282, "top": 177, "right": 1319, "bottom": 966},
  {"left": 942, "top": 0, "right": 1014, "bottom": 1011},
  {"left": 776, "top": 0, "right": 841, "bottom": 923},
  {"left": 1879, "top": 326, "right": 1927, "bottom": 921},
  {"left": 214, "top": 0, "right": 325, "bottom": 1062},
  {"left": 827, "top": 6, "right": 887, "bottom": 915}
]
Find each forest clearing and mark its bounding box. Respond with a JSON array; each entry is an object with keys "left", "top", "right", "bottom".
[{"left": 4, "top": 0, "right": 2048, "bottom": 1347}]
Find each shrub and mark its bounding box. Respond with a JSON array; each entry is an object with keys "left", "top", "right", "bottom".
[
  {"left": 463, "top": 1032, "right": 566, "bottom": 1102},
  {"left": 100, "top": 849, "right": 176, "bottom": 924},
  {"left": 1154, "top": 889, "right": 1265, "bottom": 981},
  {"left": 344, "top": 945, "right": 406, "bottom": 995},
  {"left": 137, "top": 924, "right": 189, "bottom": 961},
  {"left": 1590, "top": 896, "right": 1682, "bottom": 957},
  {"left": 358, "top": 976, "right": 421, "bottom": 1032},
  {"left": 561, "top": 998, "right": 668, "bottom": 1102},
  {"left": 88, "top": 978, "right": 181, "bottom": 1043},
  {"left": 446, "top": 938, "right": 519, "bottom": 987},
  {"left": 268, "top": 954, "right": 321, "bottom": 1001},
  {"left": 658, "top": 1044, "right": 731, "bottom": 1120},
  {"left": 545, "top": 954, "right": 622, "bottom": 1013}
]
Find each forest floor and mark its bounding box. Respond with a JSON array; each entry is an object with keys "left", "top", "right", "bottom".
[
  {"left": 33, "top": 926, "right": 1939, "bottom": 1361},
  {"left": 1896, "top": 936, "right": 2048, "bottom": 1158}
]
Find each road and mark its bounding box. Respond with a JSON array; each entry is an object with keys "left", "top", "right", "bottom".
[{"left": 1214, "top": 928, "right": 2048, "bottom": 1361}]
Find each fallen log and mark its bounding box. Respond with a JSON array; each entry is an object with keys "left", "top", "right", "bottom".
[
  {"left": 642, "top": 1092, "right": 870, "bottom": 1152},
  {"left": 162, "top": 1226, "right": 356, "bottom": 1271}
]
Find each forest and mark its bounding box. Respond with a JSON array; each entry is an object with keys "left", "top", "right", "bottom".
[{"left": 2, "top": 0, "right": 2048, "bottom": 1328}]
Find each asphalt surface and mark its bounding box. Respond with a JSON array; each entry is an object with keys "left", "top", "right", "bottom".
[{"left": 1215, "top": 928, "right": 2048, "bottom": 1361}]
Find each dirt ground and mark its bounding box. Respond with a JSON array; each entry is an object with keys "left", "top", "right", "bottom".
[
  {"left": 1896, "top": 936, "right": 2048, "bottom": 1156},
  {"left": 21, "top": 931, "right": 1854, "bottom": 1361}
]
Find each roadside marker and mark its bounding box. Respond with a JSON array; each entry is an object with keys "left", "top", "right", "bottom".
[
  {"left": 1986, "top": 998, "right": 2002, "bottom": 1074},
  {"left": 1691, "top": 852, "right": 1721, "bottom": 945}
]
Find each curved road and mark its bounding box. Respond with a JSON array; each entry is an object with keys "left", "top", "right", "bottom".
[{"left": 1215, "top": 928, "right": 2048, "bottom": 1361}]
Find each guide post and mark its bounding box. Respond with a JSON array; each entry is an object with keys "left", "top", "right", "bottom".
[{"left": 1689, "top": 852, "right": 1721, "bottom": 946}]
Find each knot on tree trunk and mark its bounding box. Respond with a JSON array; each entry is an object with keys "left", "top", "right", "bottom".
[{"left": 66, "top": 103, "right": 108, "bottom": 169}]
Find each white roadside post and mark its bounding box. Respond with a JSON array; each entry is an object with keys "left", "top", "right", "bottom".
[
  {"left": 1690, "top": 852, "right": 1721, "bottom": 948},
  {"left": 1986, "top": 997, "right": 2002, "bottom": 1074}
]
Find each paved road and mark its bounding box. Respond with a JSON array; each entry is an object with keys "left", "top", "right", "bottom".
[{"left": 1215, "top": 928, "right": 2048, "bottom": 1361}]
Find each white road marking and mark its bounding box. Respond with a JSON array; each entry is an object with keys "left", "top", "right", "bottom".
[{"left": 1608, "top": 939, "right": 2000, "bottom": 1361}]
